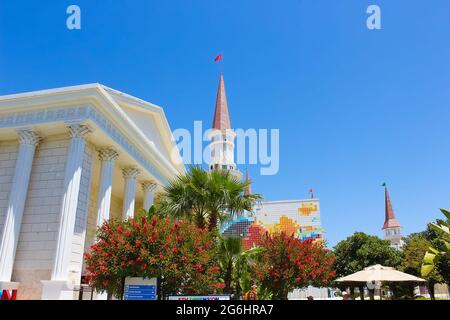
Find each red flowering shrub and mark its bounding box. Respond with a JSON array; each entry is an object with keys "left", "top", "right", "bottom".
[
  {"left": 254, "top": 232, "right": 336, "bottom": 300},
  {"left": 84, "top": 215, "right": 222, "bottom": 298}
]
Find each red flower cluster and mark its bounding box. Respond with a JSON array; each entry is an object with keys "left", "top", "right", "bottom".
[
  {"left": 84, "top": 215, "right": 222, "bottom": 297},
  {"left": 254, "top": 232, "right": 336, "bottom": 300}
]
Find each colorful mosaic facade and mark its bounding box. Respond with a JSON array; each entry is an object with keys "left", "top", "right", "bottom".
[{"left": 220, "top": 199, "right": 324, "bottom": 249}]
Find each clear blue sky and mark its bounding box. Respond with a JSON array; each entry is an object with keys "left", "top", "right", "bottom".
[{"left": 1, "top": 1, "right": 449, "bottom": 247}]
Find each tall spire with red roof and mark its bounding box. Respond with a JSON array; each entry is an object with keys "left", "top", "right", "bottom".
[
  {"left": 208, "top": 72, "right": 241, "bottom": 179},
  {"left": 383, "top": 186, "right": 401, "bottom": 229},
  {"left": 382, "top": 184, "right": 403, "bottom": 249},
  {"left": 212, "top": 72, "right": 231, "bottom": 130}
]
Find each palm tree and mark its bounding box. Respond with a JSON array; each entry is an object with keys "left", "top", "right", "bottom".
[
  {"left": 156, "top": 166, "right": 262, "bottom": 231},
  {"left": 233, "top": 244, "right": 263, "bottom": 299},
  {"left": 217, "top": 236, "right": 263, "bottom": 298}
]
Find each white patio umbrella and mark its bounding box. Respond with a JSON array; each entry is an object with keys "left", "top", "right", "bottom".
[
  {"left": 335, "top": 264, "right": 426, "bottom": 300},
  {"left": 335, "top": 264, "right": 426, "bottom": 283}
]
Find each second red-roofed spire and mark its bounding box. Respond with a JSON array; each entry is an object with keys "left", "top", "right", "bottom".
[
  {"left": 244, "top": 170, "right": 252, "bottom": 196},
  {"left": 381, "top": 183, "right": 403, "bottom": 249},
  {"left": 383, "top": 186, "right": 401, "bottom": 229}
]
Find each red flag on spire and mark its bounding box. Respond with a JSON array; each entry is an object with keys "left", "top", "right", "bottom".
[{"left": 214, "top": 54, "right": 223, "bottom": 62}]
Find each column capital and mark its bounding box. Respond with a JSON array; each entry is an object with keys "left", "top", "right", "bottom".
[
  {"left": 65, "top": 123, "right": 93, "bottom": 139},
  {"left": 142, "top": 181, "right": 157, "bottom": 193},
  {"left": 17, "top": 129, "right": 41, "bottom": 146},
  {"left": 97, "top": 147, "right": 119, "bottom": 161},
  {"left": 122, "top": 166, "right": 141, "bottom": 179}
]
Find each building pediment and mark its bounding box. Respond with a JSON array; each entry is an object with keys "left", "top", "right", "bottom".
[{"left": 0, "top": 83, "right": 185, "bottom": 185}]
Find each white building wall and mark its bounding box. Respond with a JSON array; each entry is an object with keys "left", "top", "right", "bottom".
[
  {"left": 0, "top": 140, "right": 19, "bottom": 241},
  {"left": 288, "top": 286, "right": 338, "bottom": 300},
  {"left": 111, "top": 195, "right": 125, "bottom": 220},
  {"left": 12, "top": 134, "right": 69, "bottom": 299}
]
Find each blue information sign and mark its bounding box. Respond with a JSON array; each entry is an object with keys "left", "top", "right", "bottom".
[{"left": 123, "top": 278, "right": 158, "bottom": 300}]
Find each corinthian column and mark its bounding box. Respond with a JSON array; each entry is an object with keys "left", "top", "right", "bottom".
[
  {"left": 42, "top": 123, "right": 92, "bottom": 300},
  {"left": 121, "top": 167, "right": 141, "bottom": 219},
  {"left": 142, "top": 181, "right": 157, "bottom": 211},
  {"left": 0, "top": 130, "right": 41, "bottom": 292},
  {"left": 96, "top": 148, "right": 119, "bottom": 227}
]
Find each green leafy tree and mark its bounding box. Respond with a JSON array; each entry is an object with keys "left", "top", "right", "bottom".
[
  {"left": 401, "top": 233, "right": 443, "bottom": 299},
  {"left": 333, "top": 232, "right": 402, "bottom": 300},
  {"left": 217, "top": 236, "right": 263, "bottom": 299},
  {"left": 421, "top": 209, "right": 450, "bottom": 293},
  {"left": 156, "top": 166, "right": 262, "bottom": 231},
  {"left": 234, "top": 246, "right": 264, "bottom": 298}
]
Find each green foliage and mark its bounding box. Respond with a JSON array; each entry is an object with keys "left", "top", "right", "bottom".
[
  {"left": 333, "top": 232, "right": 402, "bottom": 278},
  {"left": 156, "top": 166, "right": 262, "bottom": 231},
  {"left": 218, "top": 236, "right": 242, "bottom": 295},
  {"left": 235, "top": 246, "right": 264, "bottom": 295},
  {"left": 217, "top": 236, "right": 263, "bottom": 299},
  {"left": 402, "top": 233, "right": 442, "bottom": 283},
  {"left": 421, "top": 209, "right": 450, "bottom": 281},
  {"left": 387, "top": 282, "right": 416, "bottom": 300},
  {"left": 399, "top": 233, "right": 443, "bottom": 300},
  {"left": 146, "top": 205, "right": 157, "bottom": 217},
  {"left": 138, "top": 205, "right": 160, "bottom": 220}
]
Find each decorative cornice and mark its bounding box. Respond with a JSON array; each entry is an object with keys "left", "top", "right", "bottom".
[
  {"left": 122, "top": 166, "right": 141, "bottom": 179},
  {"left": 0, "top": 105, "right": 90, "bottom": 128},
  {"left": 17, "top": 129, "right": 41, "bottom": 146},
  {"left": 97, "top": 147, "right": 119, "bottom": 162},
  {"left": 141, "top": 181, "right": 157, "bottom": 193},
  {"left": 0, "top": 105, "right": 168, "bottom": 185}
]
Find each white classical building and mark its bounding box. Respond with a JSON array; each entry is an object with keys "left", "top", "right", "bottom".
[{"left": 0, "top": 84, "right": 184, "bottom": 300}]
